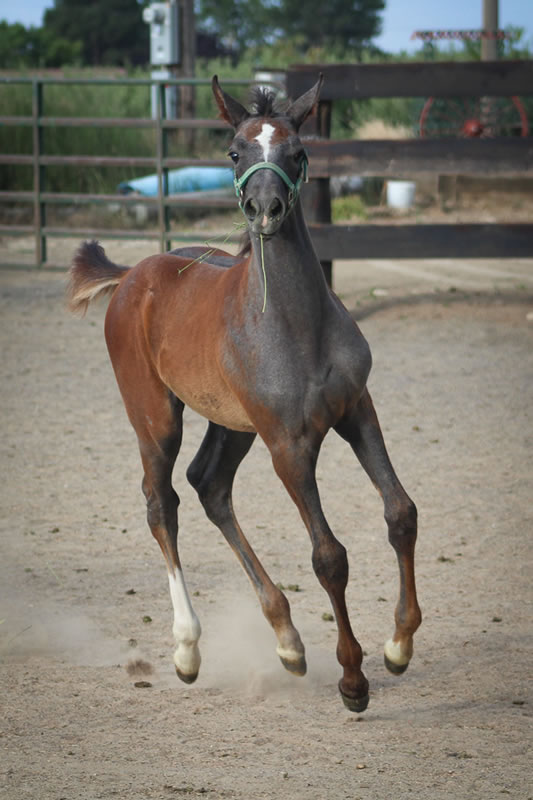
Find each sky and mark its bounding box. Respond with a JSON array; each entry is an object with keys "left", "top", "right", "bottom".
[{"left": 1, "top": 0, "right": 533, "bottom": 54}]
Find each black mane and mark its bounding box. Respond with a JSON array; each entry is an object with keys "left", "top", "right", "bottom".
[{"left": 249, "top": 86, "right": 284, "bottom": 118}]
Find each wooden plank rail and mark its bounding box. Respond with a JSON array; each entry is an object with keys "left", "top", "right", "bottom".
[
  {"left": 287, "top": 60, "right": 533, "bottom": 99},
  {"left": 309, "top": 223, "right": 533, "bottom": 260},
  {"left": 305, "top": 138, "right": 533, "bottom": 178}
]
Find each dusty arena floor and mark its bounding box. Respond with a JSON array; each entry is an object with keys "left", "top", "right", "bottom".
[{"left": 1, "top": 252, "right": 532, "bottom": 799}]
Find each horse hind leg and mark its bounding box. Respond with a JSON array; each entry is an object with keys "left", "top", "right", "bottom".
[
  {"left": 103, "top": 280, "right": 201, "bottom": 682},
  {"left": 118, "top": 378, "right": 201, "bottom": 683},
  {"left": 187, "top": 422, "right": 307, "bottom": 677},
  {"left": 336, "top": 388, "right": 422, "bottom": 676}
]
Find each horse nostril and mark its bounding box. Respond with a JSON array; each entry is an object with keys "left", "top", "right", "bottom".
[
  {"left": 244, "top": 198, "right": 260, "bottom": 221},
  {"left": 268, "top": 197, "right": 284, "bottom": 220}
]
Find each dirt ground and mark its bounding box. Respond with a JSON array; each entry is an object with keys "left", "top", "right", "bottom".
[{"left": 1, "top": 251, "right": 532, "bottom": 799}]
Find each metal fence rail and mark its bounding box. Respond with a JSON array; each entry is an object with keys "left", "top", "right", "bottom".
[{"left": 0, "top": 75, "right": 252, "bottom": 269}]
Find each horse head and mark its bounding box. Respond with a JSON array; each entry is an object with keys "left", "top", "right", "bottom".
[{"left": 212, "top": 74, "right": 323, "bottom": 236}]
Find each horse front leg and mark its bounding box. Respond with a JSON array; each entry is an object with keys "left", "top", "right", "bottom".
[
  {"left": 336, "top": 388, "right": 422, "bottom": 675},
  {"left": 187, "top": 422, "right": 307, "bottom": 677},
  {"left": 269, "top": 434, "right": 369, "bottom": 712}
]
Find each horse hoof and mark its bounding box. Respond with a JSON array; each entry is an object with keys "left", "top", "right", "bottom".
[
  {"left": 279, "top": 654, "right": 307, "bottom": 677},
  {"left": 338, "top": 680, "right": 370, "bottom": 713},
  {"left": 339, "top": 676, "right": 370, "bottom": 714},
  {"left": 384, "top": 654, "right": 409, "bottom": 675},
  {"left": 175, "top": 666, "right": 198, "bottom": 684},
  {"left": 384, "top": 638, "right": 411, "bottom": 675}
]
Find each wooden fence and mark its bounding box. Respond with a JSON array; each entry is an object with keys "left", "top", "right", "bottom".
[
  {"left": 1, "top": 62, "right": 532, "bottom": 276},
  {"left": 288, "top": 61, "right": 533, "bottom": 282}
]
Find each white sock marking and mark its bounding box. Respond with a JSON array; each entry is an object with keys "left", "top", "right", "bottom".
[
  {"left": 384, "top": 637, "right": 411, "bottom": 666},
  {"left": 255, "top": 122, "right": 275, "bottom": 161},
  {"left": 168, "top": 570, "right": 201, "bottom": 676}
]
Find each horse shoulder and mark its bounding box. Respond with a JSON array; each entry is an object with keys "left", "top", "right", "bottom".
[{"left": 317, "top": 297, "right": 373, "bottom": 412}]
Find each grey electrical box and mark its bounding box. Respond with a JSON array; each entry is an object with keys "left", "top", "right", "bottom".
[{"left": 143, "top": 2, "right": 179, "bottom": 66}]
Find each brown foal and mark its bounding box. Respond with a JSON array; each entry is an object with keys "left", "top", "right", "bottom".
[{"left": 67, "top": 75, "right": 421, "bottom": 711}]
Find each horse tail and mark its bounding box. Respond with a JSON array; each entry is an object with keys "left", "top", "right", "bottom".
[{"left": 67, "top": 240, "right": 130, "bottom": 315}]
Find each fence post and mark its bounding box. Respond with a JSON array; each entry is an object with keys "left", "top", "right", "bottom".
[
  {"left": 301, "top": 99, "right": 332, "bottom": 286},
  {"left": 482, "top": 0, "right": 499, "bottom": 61}
]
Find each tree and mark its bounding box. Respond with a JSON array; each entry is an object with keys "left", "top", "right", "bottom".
[
  {"left": 196, "top": 0, "right": 273, "bottom": 55},
  {"left": 43, "top": 0, "right": 149, "bottom": 66},
  {"left": 0, "top": 22, "right": 35, "bottom": 67},
  {"left": 273, "top": 0, "right": 385, "bottom": 55},
  {"left": 196, "top": 0, "right": 385, "bottom": 60},
  {"left": 0, "top": 20, "right": 81, "bottom": 67}
]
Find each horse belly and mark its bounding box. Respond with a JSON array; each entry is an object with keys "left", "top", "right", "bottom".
[{"left": 169, "top": 379, "right": 256, "bottom": 433}]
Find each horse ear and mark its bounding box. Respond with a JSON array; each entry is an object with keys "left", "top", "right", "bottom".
[
  {"left": 287, "top": 74, "right": 324, "bottom": 131},
  {"left": 212, "top": 75, "right": 250, "bottom": 130}
]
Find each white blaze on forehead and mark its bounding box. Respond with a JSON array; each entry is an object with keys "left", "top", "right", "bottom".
[{"left": 255, "top": 122, "right": 276, "bottom": 161}]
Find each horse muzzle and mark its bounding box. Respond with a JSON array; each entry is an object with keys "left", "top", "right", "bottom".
[
  {"left": 234, "top": 156, "right": 308, "bottom": 236},
  {"left": 242, "top": 189, "right": 287, "bottom": 236}
]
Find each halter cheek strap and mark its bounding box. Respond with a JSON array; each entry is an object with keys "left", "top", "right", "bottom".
[{"left": 234, "top": 154, "right": 309, "bottom": 213}]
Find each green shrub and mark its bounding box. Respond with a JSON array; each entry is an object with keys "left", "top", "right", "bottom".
[{"left": 332, "top": 194, "right": 368, "bottom": 221}]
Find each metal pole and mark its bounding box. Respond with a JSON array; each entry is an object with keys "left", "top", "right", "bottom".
[
  {"left": 178, "top": 0, "right": 196, "bottom": 149},
  {"left": 481, "top": 0, "right": 499, "bottom": 60},
  {"left": 32, "top": 79, "right": 46, "bottom": 267}
]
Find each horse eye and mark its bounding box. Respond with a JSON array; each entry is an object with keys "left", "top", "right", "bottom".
[
  {"left": 294, "top": 150, "right": 305, "bottom": 163},
  {"left": 228, "top": 151, "right": 239, "bottom": 164}
]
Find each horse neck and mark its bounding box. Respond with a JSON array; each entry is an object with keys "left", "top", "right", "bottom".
[{"left": 246, "top": 203, "right": 329, "bottom": 316}]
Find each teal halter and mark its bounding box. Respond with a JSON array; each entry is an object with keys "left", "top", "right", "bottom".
[{"left": 234, "top": 154, "right": 309, "bottom": 213}]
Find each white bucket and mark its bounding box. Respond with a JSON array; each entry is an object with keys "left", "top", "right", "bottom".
[{"left": 386, "top": 180, "right": 416, "bottom": 209}]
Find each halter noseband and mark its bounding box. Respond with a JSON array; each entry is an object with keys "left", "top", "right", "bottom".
[{"left": 234, "top": 154, "right": 309, "bottom": 213}]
